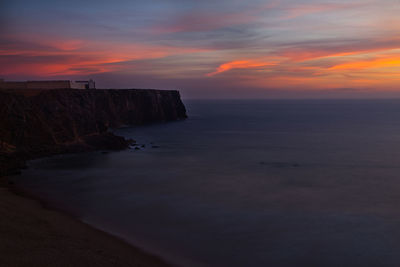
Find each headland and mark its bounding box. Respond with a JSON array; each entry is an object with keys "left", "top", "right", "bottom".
[{"left": 0, "top": 87, "right": 187, "bottom": 267}]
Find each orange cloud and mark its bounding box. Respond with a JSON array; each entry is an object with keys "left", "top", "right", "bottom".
[
  {"left": 330, "top": 56, "right": 400, "bottom": 70},
  {"left": 206, "top": 60, "right": 276, "bottom": 76},
  {"left": 275, "top": 37, "right": 400, "bottom": 65}
]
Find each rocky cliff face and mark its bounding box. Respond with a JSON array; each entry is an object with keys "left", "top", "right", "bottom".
[{"left": 0, "top": 89, "right": 187, "bottom": 175}]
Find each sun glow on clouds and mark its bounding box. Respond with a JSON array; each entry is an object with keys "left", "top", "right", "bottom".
[
  {"left": 330, "top": 56, "right": 400, "bottom": 71},
  {"left": 1, "top": 0, "right": 400, "bottom": 95},
  {"left": 206, "top": 46, "right": 400, "bottom": 90},
  {"left": 0, "top": 34, "right": 208, "bottom": 76}
]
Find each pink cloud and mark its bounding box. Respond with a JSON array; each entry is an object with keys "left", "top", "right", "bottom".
[{"left": 0, "top": 34, "right": 210, "bottom": 77}]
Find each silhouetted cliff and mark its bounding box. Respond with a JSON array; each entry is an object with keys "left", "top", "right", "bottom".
[{"left": 0, "top": 89, "right": 187, "bottom": 175}]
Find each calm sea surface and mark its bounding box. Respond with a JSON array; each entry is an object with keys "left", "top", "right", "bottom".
[{"left": 14, "top": 99, "right": 400, "bottom": 266}]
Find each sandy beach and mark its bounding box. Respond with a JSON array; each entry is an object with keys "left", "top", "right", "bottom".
[{"left": 0, "top": 176, "right": 171, "bottom": 267}]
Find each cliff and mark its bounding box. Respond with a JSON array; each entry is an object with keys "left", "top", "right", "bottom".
[{"left": 0, "top": 89, "right": 187, "bottom": 175}]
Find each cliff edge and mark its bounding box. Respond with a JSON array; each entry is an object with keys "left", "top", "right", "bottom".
[{"left": 0, "top": 88, "right": 187, "bottom": 175}]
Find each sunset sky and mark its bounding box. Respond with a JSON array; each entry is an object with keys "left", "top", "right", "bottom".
[{"left": 1, "top": 0, "right": 400, "bottom": 98}]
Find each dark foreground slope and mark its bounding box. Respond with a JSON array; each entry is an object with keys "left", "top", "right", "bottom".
[
  {"left": 0, "top": 88, "right": 187, "bottom": 175},
  {"left": 0, "top": 186, "right": 171, "bottom": 267}
]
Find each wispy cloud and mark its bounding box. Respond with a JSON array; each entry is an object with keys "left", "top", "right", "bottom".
[
  {"left": 279, "top": 2, "right": 365, "bottom": 20},
  {"left": 206, "top": 59, "right": 277, "bottom": 76}
]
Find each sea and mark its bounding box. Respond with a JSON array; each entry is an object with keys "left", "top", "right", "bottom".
[{"left": 13, "top": 99, "right": 400, "bottom": 267}]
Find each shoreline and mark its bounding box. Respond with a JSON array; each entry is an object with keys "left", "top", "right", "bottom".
[{"left": 0, "top": 174, "right": 173, "bottom": 267}]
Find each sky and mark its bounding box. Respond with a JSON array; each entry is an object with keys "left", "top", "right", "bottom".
[{"left": 1, "top": 0, "right": 400, "bottom": 98}]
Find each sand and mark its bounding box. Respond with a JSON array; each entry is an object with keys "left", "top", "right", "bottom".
[{"left": 0, "top": 177, "right": 171, "bottom": 267}]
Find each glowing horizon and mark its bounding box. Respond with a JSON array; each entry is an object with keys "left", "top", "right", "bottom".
[{"left": 1, "top": 0, "right": 400, "bottom": 98}]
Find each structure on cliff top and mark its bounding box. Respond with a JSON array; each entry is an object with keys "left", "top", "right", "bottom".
[{"left": 0, "top": 79, "right": 96, "bottom": 90}]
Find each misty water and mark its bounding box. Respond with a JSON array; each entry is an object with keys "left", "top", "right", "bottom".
[{"left": 14, "top": 99, "right": 400, "bottom": 267}]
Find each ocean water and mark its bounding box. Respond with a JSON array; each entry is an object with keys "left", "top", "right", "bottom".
[{"left": 14, "top": 99, "right": 400, "bottom": 267}]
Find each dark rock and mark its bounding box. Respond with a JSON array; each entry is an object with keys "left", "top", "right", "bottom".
[
  {"left": 83, "top": 133, "right": 128, "bottom": 150},
  {"left": 126, "top": 138, "right": 136, "bottom": 145}
]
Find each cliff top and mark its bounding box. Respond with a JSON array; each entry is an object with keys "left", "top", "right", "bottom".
[{"left": 1, "top": 88, "right": 181, "bottom": 97}]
